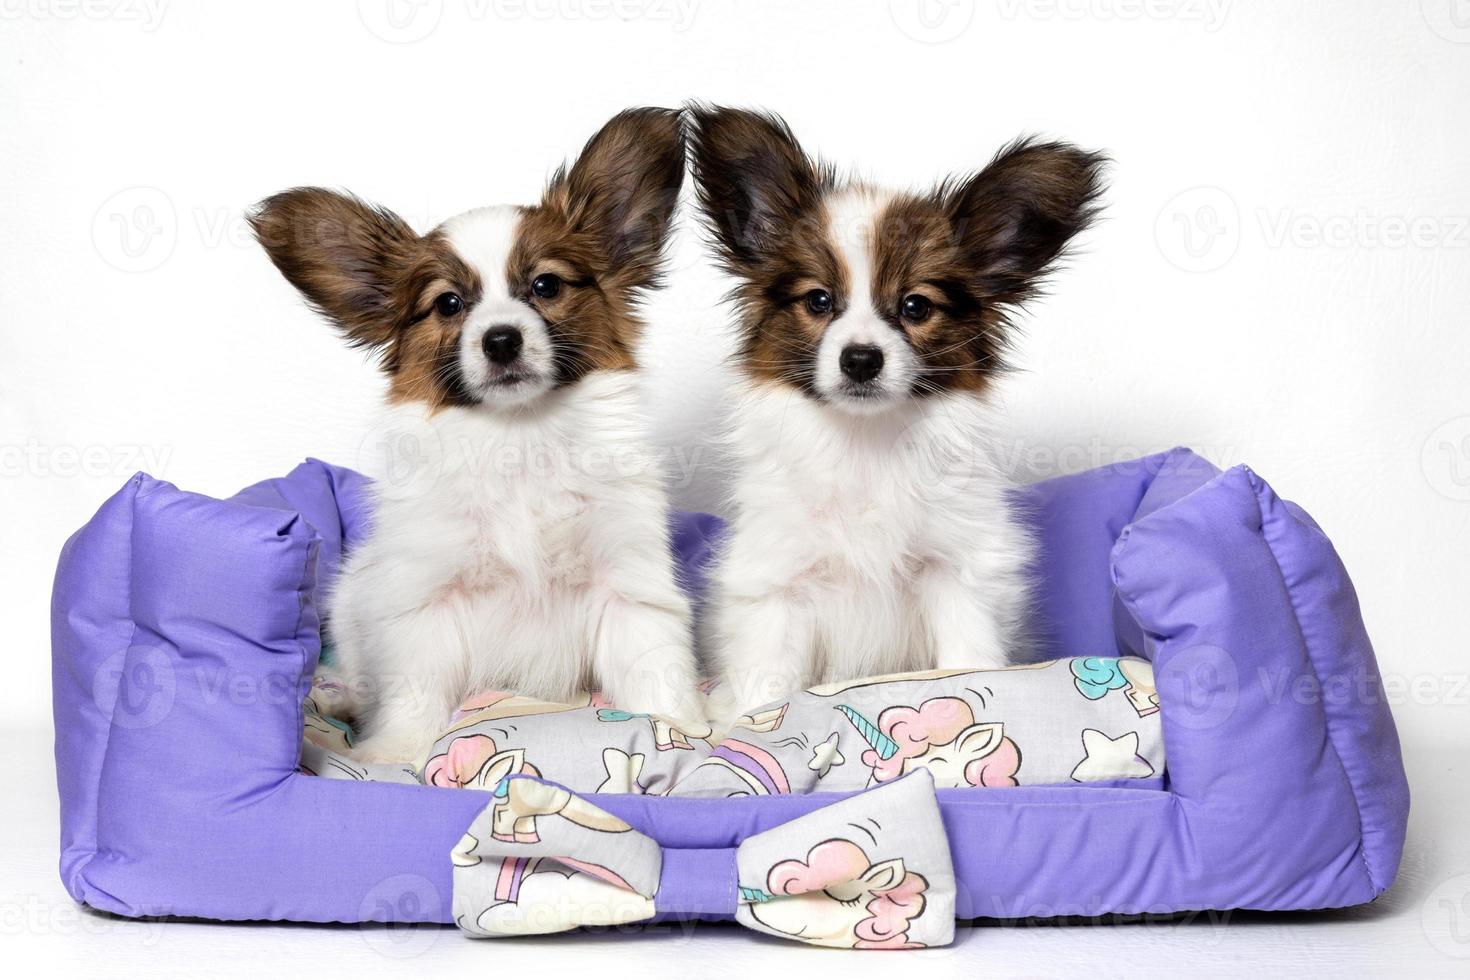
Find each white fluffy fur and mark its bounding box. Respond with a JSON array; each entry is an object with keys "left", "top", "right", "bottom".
[
  {"left": 706, "top": 189, "right": 1032, "bottom": 722},
  {"left": 329, "top": 206, "right": 701, "bottom": 763},
  {"left": 705, "top": 386, "right": 1031, "bottom": 720},
  {"left": 334, "top": 373, "right": 702, "bottom": 762}
]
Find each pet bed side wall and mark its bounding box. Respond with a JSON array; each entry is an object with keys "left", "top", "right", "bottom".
[
  {"left": 52, "top": 475, "right": 144, "bottom": 905},
  {"left": 1252, "top": 473, "right": 1408, "bottom": 894},
  {"left": 1022, "top": 447, "right": 1219, "bottom": 662},
  {"left": 1111, "top": 464, "right": 1406, "bottom": 909}
]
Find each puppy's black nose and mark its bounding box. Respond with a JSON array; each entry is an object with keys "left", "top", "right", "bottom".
[
  {"left": 482, "top": 326, "right": 523, "bottom": 365},
  {"left": 839, "top": 344, "right": 884, "bottom": 383}
]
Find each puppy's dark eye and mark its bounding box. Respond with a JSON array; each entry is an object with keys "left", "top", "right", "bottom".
[
  {"left": 805, "top": 289, "right": 833, "bottom": 315},
  {"left": 901, "top": 294, "right": 932, "bottom": 323},
  {"left": 531, "top": 274, "right": 562, "bottom": 299},
  {"left": 434, "top": 292, "right": 464, "bottom": 317}
]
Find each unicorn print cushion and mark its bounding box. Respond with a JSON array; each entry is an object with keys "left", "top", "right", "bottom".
[
  {"left": 301, "top": 684, "right": 714, "bottom": 792},
  {"left": 453, "top": 769, "right": 957, "bottom": 947},
  {"left": 417, "top": 691, "right": 714, "bottom": 794},
  {"left": 299, "top": 658, "right": 1162, "bottom": 795},
  {"left": 674, "top": 657, "right": 1164, "bottom": 796}
]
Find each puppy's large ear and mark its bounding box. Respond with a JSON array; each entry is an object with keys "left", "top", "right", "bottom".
[
  {"left": 685, "top": 104, "right": 829, "bottom": 270},
  {"left": 941, "top": 138, "right": 1107, "bottom": 309},
  {"left": 249, "top": 187, "right": 421, "bottom": 348},
  {"left": 547, "top": 107, "right": 685, "bottom": 289}
]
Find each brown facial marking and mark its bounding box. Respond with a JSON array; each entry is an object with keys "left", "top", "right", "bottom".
[
  {"left": 507, "top": 206, "right": 637, "bottom": 384},
  {"left": 249, "top": 188, "right": 484, "bottom": 410},
  {"left": 383, "top": 229, "right": 486, "bottom": 407},
  {"left": 686, "top": 104, "right": 843, "bottom": 395},
  {"left": 501, "top": 107, "right": 685, "bottom": 388},
  {"left": 885, "top": 137, "right": 1107, "bottom": 398},
  {"left": 688, "top": 106, "right": 1108, "bottom": 402},
  {"left": 250, "top": 107, "right": 685, "bottom": 406},
  {"left": 871, "top": 192, "right": 1001, "bottom": 395},
  {"left": 730, "top": 205, "right": 851, "bottom": 395}
]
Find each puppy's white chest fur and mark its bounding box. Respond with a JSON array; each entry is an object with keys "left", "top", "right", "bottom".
[
  {"left": 437, "top": 460, "right": 594, "bottom": 594},
  {"left": 329, "top": 372, "right": 691, "bottom": 751},
  {"left": 709, "top": 385, "right": 1030, "bottom": 707}
]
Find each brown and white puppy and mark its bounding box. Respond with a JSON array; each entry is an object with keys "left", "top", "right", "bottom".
[
  {"left": 251, "top": 108, "right": 705, "bottom": 762},
  {"left": 687, "top": 105, "right": 1106, "bottom": 721}
]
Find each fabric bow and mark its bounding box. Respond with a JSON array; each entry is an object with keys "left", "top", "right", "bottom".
[{"left": 452, "top": 768, "right": 956, "bottom": 949}]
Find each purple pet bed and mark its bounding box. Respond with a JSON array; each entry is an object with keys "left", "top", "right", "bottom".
[{"left": 51, "top": 448, "right": 1408, "bottom": 924}]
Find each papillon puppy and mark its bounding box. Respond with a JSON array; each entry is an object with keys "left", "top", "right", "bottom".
[
  {"left": 251, "top": 108, "right": 704, "bottom": 762},
  {"left": 687, "top": 106, "right": 1106, "bottom": 722}
]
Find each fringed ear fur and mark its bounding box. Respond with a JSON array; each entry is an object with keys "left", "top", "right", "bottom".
[
  {"left": 684, "top": 103, "right": 832, "bottom": 270},
  {"left": 248, "top": 187, "right": 423, "bottom": 348},
  {"left": 938, "top": 138, "right": 1108, "bottom": 309},
  {"left": 543, "top": 106, "right": 686, "bottom": 290}
]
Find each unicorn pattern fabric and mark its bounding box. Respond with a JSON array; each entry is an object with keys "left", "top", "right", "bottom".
[
  {"left": 300, "top": 685, "right": 715, "bottom": 791},
  {"left": 305, "top": 652, "right": 1162, "bottom": 951},
  {"left": 300, "top": 657, "right": 1165, "bottom": 795},
  {"left": 670, "top": 658, "right": 1163, "bottom": 796},
  {"left": 431, "top": 661, "right": 1158, "bottom": 948},
  {"left": 452, "top": 769, "right": 956, "bottom": 948}
]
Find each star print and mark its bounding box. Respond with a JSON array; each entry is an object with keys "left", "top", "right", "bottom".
[
  {"left": 1070, "top": 729, "right": 1155, "bottom": 782},
  {"left": 807, "top": 732, "right": 845, "bottom": 779}
]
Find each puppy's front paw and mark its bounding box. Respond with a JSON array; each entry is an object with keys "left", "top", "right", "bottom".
[
  {"left": 703, "top": 684, "right": 742, "bottom": 735},
  {"left": 933, "top": 643, "right": 1013, "bottom": 672},
  {"left": 346, "top": 733, "right": 430, "bottom": 767},
  {"left": 621, "top": 685, "right": 707, "bottom": 729}
]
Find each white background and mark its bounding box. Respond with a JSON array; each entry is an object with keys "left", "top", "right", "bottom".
[{"left": 3, "top": 1, "right": 1469, "bottom": 975}]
